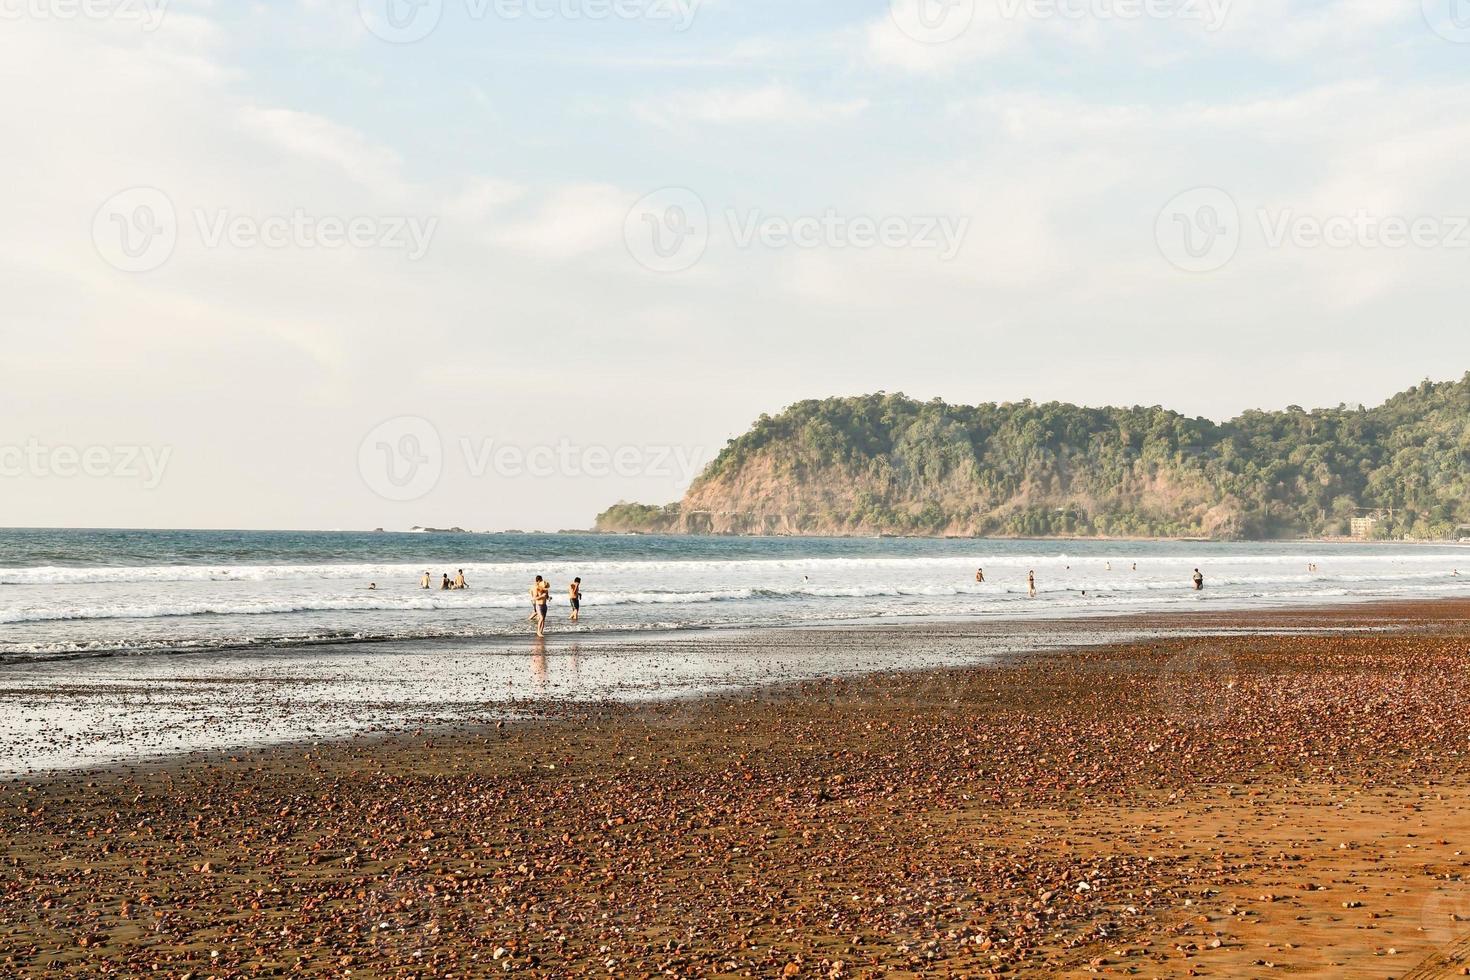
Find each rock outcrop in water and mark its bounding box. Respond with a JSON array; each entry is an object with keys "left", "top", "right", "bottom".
[{"left": 596, "top": 374, "right": 1470, "bottom": 540}]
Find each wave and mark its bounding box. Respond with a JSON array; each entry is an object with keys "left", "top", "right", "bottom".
[
  {"left": 5, "top": 567, "right": 1464, "bottom": 626},
  {"left": 3, "top": 548, "right": 1466, "bottom": 585},
  {"left": 0, "top": 588, "right": 768, "bottom": 624},
  {"left": 7, "top": 583, "right": 1469, "bottom": 664}
]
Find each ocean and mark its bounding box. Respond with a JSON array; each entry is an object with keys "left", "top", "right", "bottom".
[{"left": 3, "top": 528, "right": 1467, "bottom": 662}]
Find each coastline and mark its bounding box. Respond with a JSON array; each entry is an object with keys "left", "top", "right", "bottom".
[
  {"left": 8, "top": 532, "right": 1466, "bottom": 673},
  {"left": 592, "top": 527, "right": 1468, "bottom": 546},
  {"left": 4, "top": 599, "right": 1470, "bottom": 975}
]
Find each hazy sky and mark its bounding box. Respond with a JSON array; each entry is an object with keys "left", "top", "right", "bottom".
[{"left": 4, "top": 0, "right": 1469, "bottom": 531}]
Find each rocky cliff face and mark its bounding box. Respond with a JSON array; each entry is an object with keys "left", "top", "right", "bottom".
[{"left": 601, "top": 458, "right": 1237, "bottom": 537}]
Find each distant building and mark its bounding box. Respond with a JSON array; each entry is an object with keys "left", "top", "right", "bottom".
[{"left": 1350, "top": 515, "right": 1379, "bottom": 540}]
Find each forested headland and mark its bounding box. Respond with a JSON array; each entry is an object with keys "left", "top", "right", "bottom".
[{"left": 596, "top": 375, "right": 1470, "bottom": 541}]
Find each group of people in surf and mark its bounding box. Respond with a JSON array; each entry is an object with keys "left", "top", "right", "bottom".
[
  {"left": 396, "top": 569, "right": 584, "bottom": 637},
  {"left": 970, "top": 563, "right": 1205, "bottom": 597},
  {"left": 421, "top": 569, "right": 470, "bottom": 591}
]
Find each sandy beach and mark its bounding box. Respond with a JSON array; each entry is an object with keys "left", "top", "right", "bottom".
[{"left": 4, "top": 600, "right": 1470, "bottom": 977}]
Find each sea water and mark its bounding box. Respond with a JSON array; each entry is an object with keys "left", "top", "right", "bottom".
[{"left": 3, "top": 528, "right": 1467, "bottom": 661}]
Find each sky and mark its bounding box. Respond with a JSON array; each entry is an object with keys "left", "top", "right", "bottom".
[{"left": 3, "top": 0, "right": 1469, "bottom": 531}]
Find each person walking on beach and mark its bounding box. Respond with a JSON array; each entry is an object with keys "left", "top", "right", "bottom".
[
  {"left": 531, "top": 576, "right": 551, "bottom": 637},
  {"left": 569, "top": 577, "right": 582, "bottom": 622},
  {"left": 527, "top": 575, "right": 544, "bottom": 622},
  {"left": 1192, "top": 568, "right": 1204, "bottom": 591},
  {"left": 1028, "top": 570, "right": 1036, "bottom": 598},
  {"left": 421, "top": 571, "right": 431, "bottom": 589}
]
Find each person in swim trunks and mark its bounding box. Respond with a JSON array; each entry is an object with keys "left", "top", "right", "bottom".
[
  {"left": 528, "top": 575, "right": 543, "bottom": 623},
  {"left": 569, "top": 577, "right": 582, "bottom": 622},
  {"left": 532, "top": 576, "right": 550, "bottom": 637}
]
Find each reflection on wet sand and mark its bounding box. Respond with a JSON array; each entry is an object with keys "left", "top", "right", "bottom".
[
  {"left": 529, "top": 640, "right": 582, "bottom": 689},
  {"left": 531, "top": 637, "right": 547, "bottom": 688}
]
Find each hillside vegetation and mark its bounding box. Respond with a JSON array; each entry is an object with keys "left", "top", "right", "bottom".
[{"left": 596, "top": 375, "right": 1470, "bottom": 540}]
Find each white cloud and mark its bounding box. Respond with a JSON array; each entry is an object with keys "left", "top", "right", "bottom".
[
  {"left": 237, "top": 106, "right": 414, "bottom": 201},
  {"left": 635, "top": 84, "right": 870, "bottom": 126},
  {"left": 867, "top": 0, "right": 1031, "bottom": 72},
  {"left": 444, "top": 177, "right": 527, "bottom": 221},
  {"left": 866, "top": 0, "right": 1423, "bottom": 74},
  {"left": 485, "top": 183, "right": 630, "bottom": 259},
  {"left": 1210, "top": 0, "right": 1416, "bottom": 57}
]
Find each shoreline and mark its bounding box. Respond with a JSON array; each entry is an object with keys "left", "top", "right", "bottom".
[
  {"left": 10, "top": 524, "right": 1470, "bottom": 542},
  {"left": 4, "top": 596, "right": 1470, "bottom": 779},
  {"left": 593, "top": 528, "right": 1470, "bottom": 545},
  {"left": 10, "top": 577, "right": 1470, "bottom": 664},
  {"left": 4, "top": 599, "right": 1470, "bottom": 975}
]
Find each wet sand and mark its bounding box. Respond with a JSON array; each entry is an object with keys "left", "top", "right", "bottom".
[
  {"left": 0, "top": 614, "right": 1338, "bottom": 776},
  {"left": 5, "top": 600, "right": 1470, "bottom": 977}
]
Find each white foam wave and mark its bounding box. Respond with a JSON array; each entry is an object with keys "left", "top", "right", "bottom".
[
  {"left": 3, "top": 547, "right": 1465, "bottom": 586},
  {"left": 0, "top": 588, "right": 771, "bottom": 624},
  {"left": 7, "top": 567, "right": 1462, "bottom": 626}
]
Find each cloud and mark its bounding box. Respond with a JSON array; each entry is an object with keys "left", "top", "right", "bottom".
[
  {"left": 485, "top": 183, "right": 630, "bottom": 259},
  {"left": 444, "top": 177, "right": 527, "bottom": 221},
  {"left": 865, "top": 0, "right": 1423, "bottom": 74},
  {"left": 867, "top": 0, "right": 1032, "bottom": 72},
  {"left": 236, "top": 106, "right": 414, "bottom": 201},
  {"left": 1211, "top": 0, "right": 1416, "bottom": 57},
  {"left": 634, "top": 84, "right": 870, "bottom": 127}
]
